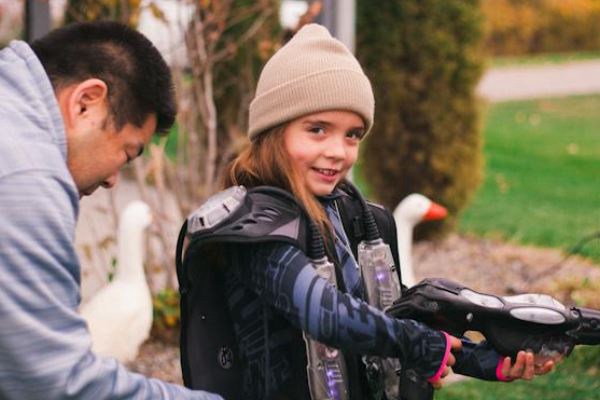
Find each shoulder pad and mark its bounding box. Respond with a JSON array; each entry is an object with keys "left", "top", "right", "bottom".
[
  {"left": 337, "top": 185, "right": 386, "bottom": 211},
  {"left": 366, "top": 200, "right": 386, "bottom": 211},
  {"left": 186, "top": 185, "right": 309, "bottom": 251}
]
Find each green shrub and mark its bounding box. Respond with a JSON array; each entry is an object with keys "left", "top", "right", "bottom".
[
  {"left": 356, "top": 0, "right": 485, "bottom": 238},
  {"left": 151, "top": 288, "right": 180, "bottom": 343}
]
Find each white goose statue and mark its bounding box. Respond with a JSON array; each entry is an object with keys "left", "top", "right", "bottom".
[
  {"left": 393, "top": 194, "right": 447, "bottom": 288},
  {"left": 80, "top": 200, "right": 154, "bottom": 363}
]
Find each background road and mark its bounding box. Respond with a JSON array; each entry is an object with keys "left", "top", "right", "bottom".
[{"left": 477, "top": 59, "right": 600, "bottom": 102}]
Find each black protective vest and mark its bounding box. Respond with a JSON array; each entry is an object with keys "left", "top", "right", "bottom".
[{"left": 176, "top": 185, "right": 401, "bottom": 399}]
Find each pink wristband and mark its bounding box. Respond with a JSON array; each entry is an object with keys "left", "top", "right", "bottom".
[
  {"left": 496, "top": 356, "right": 511, "bottom": 382},
  {"left": 427, "top": 331, "right": 451, "bottom": 384}
]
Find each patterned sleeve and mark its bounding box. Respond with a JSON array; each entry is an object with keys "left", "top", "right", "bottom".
[
  {"left": 233, "top": 242, "right": 449, "bottom": 378},
  {"left": 454, "top": 339, "right": 505, "bottom": 381}
]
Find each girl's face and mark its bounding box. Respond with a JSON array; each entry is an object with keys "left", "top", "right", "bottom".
[{"left": 283, "top": 110, "right": 365, "bottom": 196}]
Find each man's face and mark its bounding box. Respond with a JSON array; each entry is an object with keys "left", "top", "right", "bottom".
[
  {"left": 67, "top": 114, "right": 157, "bottom": 197},
  {"left": 59, "top": 78, "right": 158, "bottom": 198}
]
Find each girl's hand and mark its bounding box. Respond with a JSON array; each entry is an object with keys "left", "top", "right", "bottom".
[
  {"left": 432, "top": 335, "right": 462, "bottom": 389},
  {"left": 500, "top": 350, "right": 556, "bottom": 381}
]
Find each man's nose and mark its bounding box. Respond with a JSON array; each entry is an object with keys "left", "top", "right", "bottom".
[{"left": 101, "top": 172, "right": 119, "bottom": 189}]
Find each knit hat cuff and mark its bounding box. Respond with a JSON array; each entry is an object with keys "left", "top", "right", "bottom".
[{"left": 249, "top": 68, "right": 374, "bottom": 140}]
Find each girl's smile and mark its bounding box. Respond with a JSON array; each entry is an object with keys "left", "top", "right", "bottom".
[{"left": 283, "top": 110, "right": 365, "bottom": 196}]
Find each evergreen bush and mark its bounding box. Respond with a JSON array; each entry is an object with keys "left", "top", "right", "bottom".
[{"left": 356, "top": 0, "right": 485, "bottom": 238}]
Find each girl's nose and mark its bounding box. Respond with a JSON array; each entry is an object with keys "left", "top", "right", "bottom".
[{"left": 323, "top": 136, "right": 346, "bottom": 160}]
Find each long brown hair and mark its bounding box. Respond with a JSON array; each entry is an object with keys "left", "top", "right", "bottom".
[{"left": 221, "top": 124, "right": 331, "bottom": 237}]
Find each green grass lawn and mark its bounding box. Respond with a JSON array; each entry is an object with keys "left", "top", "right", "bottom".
[
  {"left": 449, "top": 95, "right": 600, "bottom": 399},
  {"left": 152, "top": 123, "right": 180, "bottom": 158},
  {"left": 489, "top": 51, "right": 600, "bottom": 68},
  {"left": 459, "top": 95, "right": 600, "bottom": 263},
  {"left": 436, "top": 346, "right": 600, "bottom": 400}
]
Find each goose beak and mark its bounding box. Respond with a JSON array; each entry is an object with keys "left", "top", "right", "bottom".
[{"left": 423, "top": 202, "right": 447, "bottom": 221}]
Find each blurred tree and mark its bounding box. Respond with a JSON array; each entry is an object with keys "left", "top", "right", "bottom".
[
  {"left": 0, "top": 1, "right": 23, "bottom": 46},
  {"left": 209, "top": 0, "right": 282, "bottom": 176},
  {"left": 482, "top": 0, "right": 600, "bottom": 55},
  {"left": 177, "top": 0, "right": 280, "bottom": 199},
  {"left": 63, "top": 0, "right": 281, "bottom": 295},
  {"left": 356, "top": 0, "right": 485, "bottom": 238},
  {"left": 64, "top": 0, "right": 146, "bottom": 27}
]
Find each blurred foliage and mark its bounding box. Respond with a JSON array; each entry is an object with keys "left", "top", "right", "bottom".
[
  {"left": 151, "top": 287, "right": 180, "bottom": 343},
  {"left": 212, "top": 0, "right": 282, "bottom": 167},
  {"left": 176, "top": 0, "right": 282, "bottom": 199},
  {"left": 482, "top": 0, "right": 600, "bottom": 56},
  {"left": 552, "top": 277, "right": 600, "bottom": 309},
  {"left": 356, "top": 0, "right": 485, "bottom": 238},
  {"left": 0, "top": 1, "right": 22, "bottom": 46},
  {"left": 63, "top": 0, "right": 161, "bottom": 27}
]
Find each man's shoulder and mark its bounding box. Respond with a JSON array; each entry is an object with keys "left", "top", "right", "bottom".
[
  {"left": 0, "top": 135, "right": 70, "bottom": 180},
  {"left": 0, "top": 136, "right": 78, "bottom": 213}
]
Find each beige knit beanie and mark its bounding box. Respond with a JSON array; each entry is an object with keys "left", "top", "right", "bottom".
[{"left": 248, "top": 23, "right": 374, "bottom": 141}]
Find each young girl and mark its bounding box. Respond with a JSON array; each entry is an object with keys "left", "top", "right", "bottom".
[{"left": 182, "top": 24, "right": 555, "bottom": 400}]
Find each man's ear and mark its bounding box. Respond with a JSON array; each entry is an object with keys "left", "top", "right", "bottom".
[{"left": 58, "top": 79, "right": 109, "bottom": 130}]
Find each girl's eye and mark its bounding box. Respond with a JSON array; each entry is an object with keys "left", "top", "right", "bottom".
[
  {"left": 308, "top": 125, "right": 326, "bottom": 135},
  {"left": 347, "top": 129, "right": 365, "bottom": 141}
]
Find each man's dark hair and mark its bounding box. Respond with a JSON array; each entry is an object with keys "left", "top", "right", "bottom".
[{"left": 31, "top": 21, "right": 176, "bottom": 134}]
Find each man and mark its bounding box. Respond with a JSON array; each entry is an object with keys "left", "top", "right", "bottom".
[{"left": 0, "top": 21, "right": 221, "bottom": 399}]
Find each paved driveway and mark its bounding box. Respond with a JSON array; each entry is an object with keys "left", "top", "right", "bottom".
[{"left": 477, "top": 59, "right": 600, "bottom": 102}]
